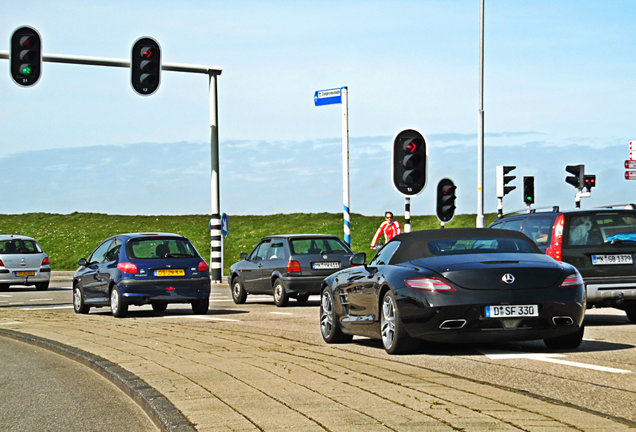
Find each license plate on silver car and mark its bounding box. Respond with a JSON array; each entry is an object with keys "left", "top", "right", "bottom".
[
  {"left": 591, "top": 254, "right": 633, "bottom": 265},
  {"left": 312, "top": 261, "right": 340, "bottom": 270},
  {"left": 485, "top": 305, "right": 538, "bottom": 318}
]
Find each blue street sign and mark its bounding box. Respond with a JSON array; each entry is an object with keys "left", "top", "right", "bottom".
[
  {"left": 220, "top": 213, "right": 229, "bottom": 237},
  {"left": 314, "top": 87, "right": 342, "bottom": 106}
]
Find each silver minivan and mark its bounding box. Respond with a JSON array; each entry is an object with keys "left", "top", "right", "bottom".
[{"left": 0, "top": 235, "right": 51, "bottom": 290}]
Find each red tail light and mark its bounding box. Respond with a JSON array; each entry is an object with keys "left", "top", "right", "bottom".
[
  {"left": 405, "top": 277, "right": 455, "bottom": 292},
  {"left": 198, "top": 260, "right": 209, "bottom": 272},
  {"left": 41, "top": 257, "right": 49, "bottom": 266},
  {"left": 560, "top": 273, "right": 584, "bottom": 288},
  {"left": 546, "top": 214, "right": 565, "bottom": 261},
  {"left": 287, "top": 259, "right": 301, "bottom": 273},
  {"left": 117, "top": 262, "right": 138, "bottom": 274},
  {"left": 0, "top": 259, "right": 4, "bottom": 267}
]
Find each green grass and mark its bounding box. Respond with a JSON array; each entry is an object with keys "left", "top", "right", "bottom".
[{"left": 0, "top": 212, "right": 500, "bottom": 273}]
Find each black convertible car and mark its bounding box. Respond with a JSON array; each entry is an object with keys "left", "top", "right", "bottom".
[{"left": 320, "top": 228, "right": 586, "bottom": 354}]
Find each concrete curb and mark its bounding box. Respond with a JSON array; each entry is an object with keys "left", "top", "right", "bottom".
[{"left": 0, "top": 328, "right": 196, "bottom": 432}]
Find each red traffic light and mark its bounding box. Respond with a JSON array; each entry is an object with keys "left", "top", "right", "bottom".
[
  {"left": 140, "top": 47, "right": 155, "bottom": 59},
  {"left": 403, "top": 140, "right": 417, "bottom": 153}
]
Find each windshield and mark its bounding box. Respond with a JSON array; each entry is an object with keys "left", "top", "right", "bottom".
[
  {"left": 427, "top": 237, "right": 536, "bottom": 256},
  {"left": 0, "top": 239, "right": 42, "bottom": 254},
  {"left": 126, "top": 237, "right": 198, "bottom": 259},
  {"left": 566, "top": 212, "right": 636, "bottom": 246}
]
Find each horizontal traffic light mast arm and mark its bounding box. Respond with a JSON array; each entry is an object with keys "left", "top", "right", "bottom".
[{"left": 0, "top": 50, "right": 222, "bottom": 75}]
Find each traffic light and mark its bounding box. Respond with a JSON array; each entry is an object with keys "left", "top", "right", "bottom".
[
  {"left": 523, "top": 176, "right": 534, "bottom": 205},
  {"left": 565, "top": 164, "right": 585, "bottom": 189},
  {"left": 583, "top": 174, "right": 596, "bottom": 191},
  {"left": 496, "top": 165, "right": 516, "bottom": 198},
  {"left": 131, "top": 37, "right": 161, "bottom": 95},
  {"left": 10, "top": 26, "right": 42, "bottom": 87},
  {"left": 392, "top": 129, "right": 427, "bottom": 196},
  {"left": 436, "top": 178, "right": 456, "bottom": 223}
]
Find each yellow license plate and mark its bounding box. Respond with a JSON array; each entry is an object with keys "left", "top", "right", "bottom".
[
  {"left": 16, "top": 271, "right": 35, "bottom": 277},
  {"left": 155, "top": 269, "right": 185, "bottom": 277}
]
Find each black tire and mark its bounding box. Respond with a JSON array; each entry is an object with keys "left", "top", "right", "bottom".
[
  {"left": 380, "top": 290, "right": 418, "bottom": 354},
  {"left": 320, "top": 288, "right": 352, "bottom": 343},
  {"left": 152, "top": 303, "right": 168, "bottom": 314},
  {"left": 273, "top": 279, "right": 288, "bottom": 307},
  {"left": 625, "top": 305, "right": 636, "bottom": 323},
  {"left": 0, "top": 284, "right": 9, "bottom": 291},
  {"left": 544, "top": 325, "right": 584, "bottom": 349},
  {"left": 110, "top": 286, "right": 128, "bottom": 318},
  {"left": 73, "top": 285, "right": 90, "bottom": 314},
  {"left": 296, "top": 293, "right": 310, "bottom": 304},
  {"left": 231, "top": 277, "right": 247, "bottom": 304},
  {"left": 192, "top": 298, "right": 209, "bottom": 315},
  {"left": 35, "top": 281, "right": 49, "bottom": 291}
]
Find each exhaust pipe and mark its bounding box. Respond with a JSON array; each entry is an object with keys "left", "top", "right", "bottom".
[
  {"left": 439, "top": 319, "right": 467, "bottom": 329},
  {"left": 552, "top": 316, "right": 574, "bottom": 326}
]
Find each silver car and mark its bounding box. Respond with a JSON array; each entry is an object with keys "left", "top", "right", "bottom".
[{"left": 0, "top": 235, "right": 51, "bottom": 291}]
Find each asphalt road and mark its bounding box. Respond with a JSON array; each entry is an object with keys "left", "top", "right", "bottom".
[
  {"left": 0, "top": 336, "right": 158, "bottom": 432},
  {"left": 1, "top": 277, "right": 634, "bottom": 431}
]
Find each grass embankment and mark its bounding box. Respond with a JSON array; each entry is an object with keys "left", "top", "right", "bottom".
[{"left": 0, "top": 212, "right": 499, "bottom": 273}]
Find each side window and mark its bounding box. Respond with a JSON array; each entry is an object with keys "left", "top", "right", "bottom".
[
  {"left": 522, "top": 216, "right": 556, "bottom": 247},
  {"left": 104, "top": 239, "right": 122, "bottom": 262},
  {"left": 250, "top": 241, "right": 270, "bottom": 260},
  {"left": 267, "top": 241, "right": 285, "bottom": 260},
  {"left": 89, "top": 240, "right": 113, "bottom": 264},
  {"left": 370, "top": 241, "right": 401, "bottom": 266},
  {"left": 501, "top": 218, "right": 525, "bottom": 232}
]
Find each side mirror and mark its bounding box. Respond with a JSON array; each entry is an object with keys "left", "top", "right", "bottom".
[
  {"left": 240, "top": 252, "right": 248, "bottom": 260},
  {"left": 350, "top": 252, "right": 366, "bottom": 266},
  {"left": 77, "top": 258, "right": 87, "bottom": 267}
]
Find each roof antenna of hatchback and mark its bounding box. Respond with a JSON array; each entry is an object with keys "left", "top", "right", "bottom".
[{"left": 552, "top": 206, "right": 560, "bottom": 212}]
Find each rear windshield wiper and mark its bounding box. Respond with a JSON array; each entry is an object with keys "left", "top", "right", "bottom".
[
  {"left": 165, "top": 253, "right": 196, "bottom": 258},
  {"left": 605, "top": 239, "right": 636, "bottom": 244}
]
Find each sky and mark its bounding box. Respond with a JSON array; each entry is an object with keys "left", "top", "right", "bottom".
[{"left": 1, "top": 1, "right": 635, "bottom": 219}]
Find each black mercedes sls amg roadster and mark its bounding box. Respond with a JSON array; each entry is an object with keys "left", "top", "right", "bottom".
[{"left": 320, "top": 228, "right": 586, "bottom": 354}]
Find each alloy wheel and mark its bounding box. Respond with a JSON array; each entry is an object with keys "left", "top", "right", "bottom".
[{"left": 381, "top": 294, "right": 397, "bottom": 350}]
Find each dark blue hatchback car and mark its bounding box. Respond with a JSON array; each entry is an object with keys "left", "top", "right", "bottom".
[{"left": 73, "top": 232, "right": 211, "bottom": 317}]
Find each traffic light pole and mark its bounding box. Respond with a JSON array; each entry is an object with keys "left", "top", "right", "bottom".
[
  {"left": 0, "top": 49, "right": 225, "bottom": 282},
  {"left": 404, "top": 197, "right": 411, "bottom": 233},
  {"left": 341, "top": 88, "right": 351, "bottom": 246},
  {"left": 476, "top": 0, "right": 486, "bottom": 228}
]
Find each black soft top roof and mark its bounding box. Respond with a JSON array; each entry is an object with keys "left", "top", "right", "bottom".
[{"left": 388, "top": 228, "right": 539, "bottom": 264}]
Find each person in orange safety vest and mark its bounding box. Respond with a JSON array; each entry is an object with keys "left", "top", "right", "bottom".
[{"left": 370, "top": 211, "right": 401, "bottom": 249}]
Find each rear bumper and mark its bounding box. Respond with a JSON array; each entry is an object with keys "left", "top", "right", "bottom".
[
  {"left": 585, "top": 280, "right": 636, "bottom": 305},
  {"left": 118, "top": 276, "right": 210, "bottom": 304},
  {"left": 401, "top": 302, "right": 585, "bottom": 343},
  {"left": 0, "top": 267, "right": 51, "bottom": 285},
  {"left": 280, "top": 275, "right": 324, "bottom": 295},
  {"left": 396, "top": 285, "right": 585, "bottom": 343}
]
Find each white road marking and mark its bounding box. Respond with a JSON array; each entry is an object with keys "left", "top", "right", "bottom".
[
  {"left": 21, "top": 305, "right": 74, "bottom": 310},
  {"left": 480, "top": 349, "right": 631, "bottom": 374},
  {"left": 0, "top": 321, "right": 23, "bottom": 325},
  {"left": 0, "top": 294, "right": 12, "bottom": 298},
  {"left": 270, "top": 312, "right": 293, "bottom": 315},
  {"left": 161, "top": 315, "right": 240, "bottom": 322},
  {"left": 30, "top": 298, "right": 53, "bottom": 302}
]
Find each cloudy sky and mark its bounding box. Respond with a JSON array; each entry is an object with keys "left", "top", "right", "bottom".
[{"left": 1, "top": 1, "right": 634, "bottom": 217}]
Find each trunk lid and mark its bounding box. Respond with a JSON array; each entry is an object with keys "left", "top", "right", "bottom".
[{"left": 411, "top": 253, "right": 565, "bottom": 290}]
